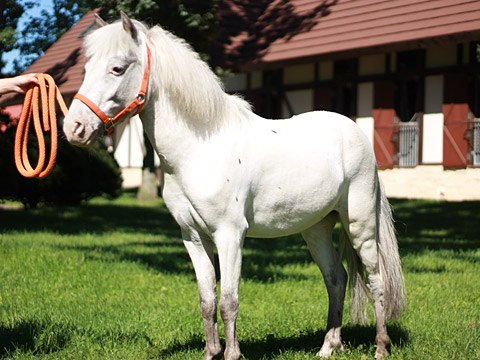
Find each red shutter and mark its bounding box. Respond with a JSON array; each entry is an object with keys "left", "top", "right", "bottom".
[
  {"left": 443, "top": 103, "right": 469, "bottom": 168},
  {"left": 373, "top": 81, "right": 396, "bottom": 169},
  {"left": 443, "top": 74, "right": 469, "bottom": 169}
]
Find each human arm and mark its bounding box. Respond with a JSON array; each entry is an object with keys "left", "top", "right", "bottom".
[{"left": 0, "top": 74, "right": 39, "bottom": 96}]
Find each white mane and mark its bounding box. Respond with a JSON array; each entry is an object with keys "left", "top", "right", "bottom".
[{"left": 84, "top": 20, "right": 253, "bottom": 131}]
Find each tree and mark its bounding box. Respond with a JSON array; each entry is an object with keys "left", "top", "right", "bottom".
[
  {"left": 0, "top": 0, "right": 34, "bottom": 75},
  {"left": 90, "top": 0, "right": 218, "bottom": 58},
  {"left": 13, "top": 0, "right": 90, "bottom": 72},
  {"left": 1, "top": 1, "right": 121, "bottom": 207},
  {"left": 0, "top": 113, "right": 122, "bottom": 208},
  {"left": 14, "top": 1, "right": 218, "bottom": 73}
]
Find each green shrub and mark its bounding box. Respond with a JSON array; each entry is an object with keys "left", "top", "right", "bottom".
[{"left": 0, "top": 113, "right": 123, "bottom": 208}]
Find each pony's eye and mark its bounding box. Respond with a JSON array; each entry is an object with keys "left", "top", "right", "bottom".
[{"left": 111, "top": 65, "right": 125, "bottom": 76}]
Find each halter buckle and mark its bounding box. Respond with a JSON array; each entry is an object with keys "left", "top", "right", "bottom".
[{"left": 104, "top": 118, "right": 115, "bottom": 134}]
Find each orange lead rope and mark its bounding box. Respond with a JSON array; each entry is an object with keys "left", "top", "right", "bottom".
[{"left": 14, "top": 73, "right": 68, "bottom": 178}]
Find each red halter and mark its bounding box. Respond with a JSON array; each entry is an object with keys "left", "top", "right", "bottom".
[{"left": 74, "top": 44, "right": 151, "bottom": 136}]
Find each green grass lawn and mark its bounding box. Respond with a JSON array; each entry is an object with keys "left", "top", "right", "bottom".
[{"left": 0, "top": 193, "right": 479, "bottom": 359}]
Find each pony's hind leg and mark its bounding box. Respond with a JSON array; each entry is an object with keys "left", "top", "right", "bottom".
[
  {"left": 339, "top": 190, "right": 390, "bottom": 360},
  {"left": 183, "top": 230, "right": 223, "bottom": 360},
  {"left": 302, "top": 212, "right": 348, "bottom": 358}
]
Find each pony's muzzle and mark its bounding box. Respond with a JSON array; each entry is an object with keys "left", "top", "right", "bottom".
[
  {"left": 63, "top": 117, "right": 100, "bottom": 147},
  {"left": 72, "top": 121, "right": 86, "bottom": 138}
]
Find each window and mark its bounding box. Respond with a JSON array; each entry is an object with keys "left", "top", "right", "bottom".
[
  {"left": 394, "top": 50, "right": 424, "bottom": 167},
  {"left": 333, "top": 59, "right": 357, "bottom": 118},
  {"left": 395, "top": 50, "right": 424, "bottom": 122}
]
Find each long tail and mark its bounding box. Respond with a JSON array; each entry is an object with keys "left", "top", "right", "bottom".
[{"left": 340, "top": 177, "right": 406, "bottom": 325}]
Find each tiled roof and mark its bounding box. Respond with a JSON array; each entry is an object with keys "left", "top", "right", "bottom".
[
  {"left": 3, "top": 0, "right": 480, "bottom": 107},
  {"left": 0, "top": 9, "right": 99, "bottom": 107},
  {"left": 214, "top": 0, "right": 480, "bottom": 70}
]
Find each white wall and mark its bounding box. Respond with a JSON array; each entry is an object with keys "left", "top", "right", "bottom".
[
  {"left": 223, "top": 73, "right": 248, "bottom": 92},
  {"left": 114, "top": 116, "right": 144, "bottom": 168},
  {"left": 284, "top": 64, "right": 315, "bottom": 85},
  {"left": 424, "top": 75, "right": 443, "bottom": 113},
  {"left": 422, "top": 75, "right": 444, "bottom": 164},
  {"left": 356, "top": 82, "right": 374, "bottom": 146},
  {"left": 283, "top": 65, "right": 315, "bottom": 116},
  {"left": 422, "top": 114, "right": 444, "bottom": 164},
  {"left": 283, "top": 89, "right": 313, "bottom": 117},
  {"left": 358, "top": 54, "right": 385, "bottom": 75},
  {"left": 318, "top": 61, "right": 333, "bottom": 80},
  {"left": 356, "top": 117, "right": 374, "bottom": 146},
  {"left": 426, "top": 45, "right": 457, "bottom": 68},
  {"left": 250, "top": 71, "right": 262, "bottom": 88},
  {"left": 114, "top": 116, "right": 160, "bottom": 168}
]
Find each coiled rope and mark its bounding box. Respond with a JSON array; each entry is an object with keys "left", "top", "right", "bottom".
[{"left": 14, "top": 73, "right": 68, "bottom": 178}]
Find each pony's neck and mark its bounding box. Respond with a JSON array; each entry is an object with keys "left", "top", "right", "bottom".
[
  {"left": 146, "top": 26, "right": 253, "bottom": 134},
  {"left": 141, "top": 87, "right": 254, "bottom": 173},
  {"left": 139, "top": 25, "right": 256, "bottom": 171}
]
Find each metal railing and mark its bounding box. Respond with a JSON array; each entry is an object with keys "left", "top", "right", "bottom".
[
  {"left": 394, "top": 113, "right": 420, "bottom": 167},
  {"left": 473, "top": 120, "right": 480, "bottom": 166},
  {"left": 398, "top": 122, "right": 419, "bottom": 167}
]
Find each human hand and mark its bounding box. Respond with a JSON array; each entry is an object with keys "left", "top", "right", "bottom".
[{"left": 0, "top": 74, "right": 39, "bottom": 96}]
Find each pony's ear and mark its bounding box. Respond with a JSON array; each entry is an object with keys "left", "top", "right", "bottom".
[
  {"left": 120, "top": 11, "right": 139, "bottom": 43},
  {"left": 94, "top": 13, "right": 107, "bottom": 27}
]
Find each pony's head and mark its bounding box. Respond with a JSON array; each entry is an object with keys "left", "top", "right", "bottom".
[
  {"left": 63, "top": 12, "right": 150, "bottom": 146},
  {"left": 64, "top": 12, "right": 252, "bottom": 146}
]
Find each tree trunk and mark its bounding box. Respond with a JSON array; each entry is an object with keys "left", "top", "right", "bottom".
[{"left": 136, "top": 131, "right": 158, "bottom": 201}]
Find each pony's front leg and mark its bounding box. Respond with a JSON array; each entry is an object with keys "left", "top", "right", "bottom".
[
  {"left": 183, "top": 230, "right": 222, "bottom": 360},
  {"left": 215, "top": 227, "right": 246, "bottom": 360}
]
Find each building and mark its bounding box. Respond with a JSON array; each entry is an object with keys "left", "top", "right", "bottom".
[
  {"left": 2, "top": 1, "right": 480, "bottom": 199},
  {"left": 216, "top": 0, "right": 480, "bottom": 200}
]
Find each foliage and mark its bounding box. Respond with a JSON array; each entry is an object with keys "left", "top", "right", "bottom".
[
  {"left": 0, "top": 196, "right": 479, "bottom": 359},
  {"left": 0, "top": 0, "right": 34, "bottom": 74},
  {"left": 10, "top": 0, "right": 219, "bottom": 73},
  {"left": 90, "top": 0, "right": 219, "bottom": 58},
  {"left": 0, "top": 113, "right": 123, "bottom": 208},
  {"left": 13, "top": 0, "right": 90, "bottom": 72}
]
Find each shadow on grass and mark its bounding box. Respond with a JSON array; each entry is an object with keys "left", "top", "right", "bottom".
[
  {"left": 1, "top": 197, "right": 479, "bottom": 278},
  {"left": 5, "top": 198, "right": 471, "bottom": 358},
  {"left": 0, "top": 195, "right": 180, "bottom": 238},
  {"left": 390, "top": 199, "right": 480, "bottom": 256},
  {"left": 0, "top": 319, "right": 73, "bottom": 357},
  {"left": 156, "top": 323, "right": 408, "bottom": 359},
  {"left": 242, "top": 323, "right": 409, "bottom": 358},
  {"left": 0, "top": 318, "right": 156, "bottom": 358},
  {"left": 0, "top": 319, "right": 408, "bottom": 359},
  {"left": 54, "top": 235, "right": 315, "bottom": 281},
  {"left": 0, "top": 202, "right": 181, "bottom": 237},
  {"left": 56, "top": 240, "right": 195, "bottom": 275}
]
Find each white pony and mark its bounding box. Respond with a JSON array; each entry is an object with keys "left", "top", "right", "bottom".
[{"left": 63, "top": 13, "right": 405, "bottom": 360}]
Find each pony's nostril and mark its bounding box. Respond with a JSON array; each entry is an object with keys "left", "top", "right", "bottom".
[{"left": 73, "top": 121, "right": 85, "bottom": 137}]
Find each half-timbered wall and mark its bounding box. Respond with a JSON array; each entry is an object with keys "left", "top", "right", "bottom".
[{"left": 223, "top": 41, "right": 480, "bottom": 199}]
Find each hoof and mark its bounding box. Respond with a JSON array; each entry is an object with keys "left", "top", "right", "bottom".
[
  {"left": 375, "top": 347, "right": 388, "bottom": 360},
  {"left": 204, "top": 349, "right": 223, "bottom": 360},
  {"left": 375, "top": 333, "right": 390, "bottom": 359},
  {"left": 204, "top": 354, "right": 223, "bottom": 360},
  {"left": 317, "top": 349, "right": 332, "bottom": 358},
  {"left": 224, "top": 348, "right": 241, "bottom": 360},
  {"left": 317, "top": 343, "right": 344, "bottom": 358}
]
